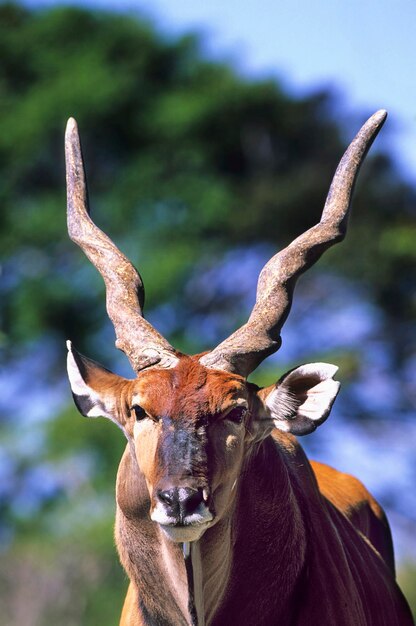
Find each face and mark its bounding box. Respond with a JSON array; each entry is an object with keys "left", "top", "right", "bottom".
[
  {"left": 127, "top": 357, "right": 253, "bottom": 542},
  {"left": 67, "top": 344, "right": 341, "bottom": 543}
]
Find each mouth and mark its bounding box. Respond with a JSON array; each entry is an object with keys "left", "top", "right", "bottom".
[
  {"left": 151, "top": 505, "right": 214, "bottom": 542},
  {"left": 158, "top": 521, "right": 212, "bottom": 542}
]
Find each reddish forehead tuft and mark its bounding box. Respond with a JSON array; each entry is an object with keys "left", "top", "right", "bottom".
[{"left": 134, "top": 355, "right": 246, "bottom": 421}]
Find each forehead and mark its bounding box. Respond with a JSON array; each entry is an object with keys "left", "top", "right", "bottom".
[{"left": 132, "top": 357, "right": 247, "bottom": 419}]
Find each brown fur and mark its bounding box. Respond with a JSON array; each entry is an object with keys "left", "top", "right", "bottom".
[
  {"left": 311, "top": 460, "right": 396, "bottom": 575},
  {"left": 73, "top": 354, "right": 412, "bottom": 625}
]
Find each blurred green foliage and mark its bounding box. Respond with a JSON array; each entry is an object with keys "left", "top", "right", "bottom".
[
  {"left": 1, "top": 3, "right": 414, "bottom": 361},
  {"left": 0, "top": 3, "right": 415, "bottom": 623}
]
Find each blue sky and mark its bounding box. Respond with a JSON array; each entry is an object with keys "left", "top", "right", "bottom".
[{"left": 27, "top": 0, "right": 416, "bottom": 183}]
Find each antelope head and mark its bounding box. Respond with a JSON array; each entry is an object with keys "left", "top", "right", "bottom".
[{"left": 65, "top": 111, "right": 386, "bottom": 542}]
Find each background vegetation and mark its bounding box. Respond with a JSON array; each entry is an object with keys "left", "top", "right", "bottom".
[{"left": 0, "top": 3, "right": 415, "bottom": 623}]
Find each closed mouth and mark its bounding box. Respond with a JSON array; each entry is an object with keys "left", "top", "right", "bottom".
[
  {"left": 158, "top": 520, "right": 212, "bottom": 542},
  {"left": 151, "top": 504, "right": 214, "bottom": 542}
]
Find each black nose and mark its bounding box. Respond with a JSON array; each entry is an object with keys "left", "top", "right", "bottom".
[{"left": 157, "top": 487, "right": 205, "bottom": 519}]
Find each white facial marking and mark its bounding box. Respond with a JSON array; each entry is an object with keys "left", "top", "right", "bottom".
[
  {"left": 151, "top": 496, "right": 214, "bottom": 543},
  {"left": 133, "top": 418, "right": 152, "bottom": 439},
  {"left": 131, "top": 393, "right": 145, "bottom": 407},
  {"left": 151, "top": 502, "right": 177, "bottom": 526},
  {"left": 151, "top": 501, "right": 213, "bottom": 527},
  {"left": 226, "top": 434, "right": 238, "bottom": 450}
]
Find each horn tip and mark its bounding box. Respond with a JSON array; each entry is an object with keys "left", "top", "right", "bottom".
[
  {"left": 372, "top": 109, "right": 388, "bottom": 126},
  {"left": 65, "top": 117, "right": 78, "bottom": 139}
]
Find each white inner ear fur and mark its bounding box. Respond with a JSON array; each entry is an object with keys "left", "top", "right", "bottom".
[
  {"left": 67, "top": 345, "right": 94, "bottom": 404},
  {"left": 66, "top": 341, "right": 127, "bottom": 437},
  {"left": 265, "top": 363, "right": 340, "bottom": 436}
]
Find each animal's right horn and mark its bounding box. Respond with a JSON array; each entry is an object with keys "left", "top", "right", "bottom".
[{"left": 65, "top": 118, "right": 178, "bottom": 372}]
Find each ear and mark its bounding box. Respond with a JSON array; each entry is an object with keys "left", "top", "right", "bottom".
[
  {"left": 66, "top": 340, "right": 130, "bottom": 431},
  {"left": 258, "top": 363, "right": 340, "bottom": 436}
]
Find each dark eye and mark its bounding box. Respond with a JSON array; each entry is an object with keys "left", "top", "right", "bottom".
[
  {"left": 132, "top": 405, "right": 147, "bottom": 421},
  {"left": 226, "top": 406, "right": 247, "bottom": 424}
]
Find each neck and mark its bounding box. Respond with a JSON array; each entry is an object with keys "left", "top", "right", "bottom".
[
  {"left": 155, "top": 513, "right": 233, "bottom": 625},
  {"left": 116, "top": 436, "right": 307, "bottom": 625},
  {"left": 212, "top": 436, "right": 307, "bottom": 623}
]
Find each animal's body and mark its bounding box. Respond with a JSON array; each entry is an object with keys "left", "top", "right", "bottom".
[
  {"left": 112, "top": 363, "right": 408, "bottom": 626},
  {"left": 64, "top": 110, "right": 413, "bottom": 625}
]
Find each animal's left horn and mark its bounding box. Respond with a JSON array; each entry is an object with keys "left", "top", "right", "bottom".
[
  {"left": 200, "top": 110, "right": 387, "bottom": 377},
  {"left": 65, "top": 118, "right": 178, "bottom": 371}
]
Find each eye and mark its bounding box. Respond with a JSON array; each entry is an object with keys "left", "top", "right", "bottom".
[
  {"left": 132, "top": 405, "right": 147, "bottom": 421},
  {"left": 226, "top": 406, "right": 247, "bottom": 425}
]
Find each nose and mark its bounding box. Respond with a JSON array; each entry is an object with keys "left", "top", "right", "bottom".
[{"left": 157, "top": 486, "right": 205, "bottom": 520}]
